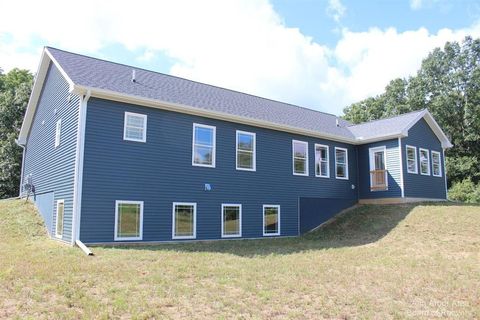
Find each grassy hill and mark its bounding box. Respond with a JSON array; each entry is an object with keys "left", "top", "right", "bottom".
[{"left": 0, "top": 199, "right": 478, "bottom": 319}]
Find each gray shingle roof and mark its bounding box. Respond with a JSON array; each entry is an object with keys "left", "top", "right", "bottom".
[
  {"left": 47, "top": 47, "right": 356, "bottom": 140},
  {"left": 347, "top": 110, "right": 424, "bottom": 140}
]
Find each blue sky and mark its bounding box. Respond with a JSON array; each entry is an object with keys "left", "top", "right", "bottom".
[{"left": 1, "top": 0, "right": 479, "bottom": 115}]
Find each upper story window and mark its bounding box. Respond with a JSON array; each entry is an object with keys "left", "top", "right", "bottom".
[
  {"left": 335, "top": 147, "right": 349, "bottom": 180},
  {"left": 315, "top": 144, "right": 329, "bottom": 178},
  {"left": 192, "top": 123, "right": 216, "bottom": 167},
  {"left": 236, "top": 131, "right": 256, "bottom": 171},
  {"left": 55, "top": 119, "right": 61, "bottom": 148},
  {"left": 406, "top": 145, "right": 418, "bottom": 174},
  {"left": 292, "top": 140, "right": 308, "bottom": 176},
  {"left": 419, "top": 148, "right": 430, "bottom": 175},
  {"left": 124, "top": 112, "right": 147, "bottom": 142},
  {"left": 431, "top": 151, "right": 442, "bottom": 177}
]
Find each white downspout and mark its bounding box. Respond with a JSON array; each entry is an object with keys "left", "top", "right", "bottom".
[
  {"left": 71, "top": 90, "right": 91, "bottom": 245},
  {"left": 16, "top": 141, "right": 26, "bottom": 198},
  {"left": 443, "top": 148, "right": 448, "bottom": 200},
  {"left": 398, "top": 137, "right": 405, "bottom": 198}
]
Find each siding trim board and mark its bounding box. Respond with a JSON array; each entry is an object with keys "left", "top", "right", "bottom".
[{"left": 398, "top": 138, "right": 405, "bottom": 198}]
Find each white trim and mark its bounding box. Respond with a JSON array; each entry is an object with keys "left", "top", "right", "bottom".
[
  {"left": 114, "top": 200, "right": 144, "bottom": 241},
  {"left": 334, "top": 147, "right": 349, "bottom": 180},
  {"left": 123, "top": 112, "right": 147, "bottom": 142},
  {"left": 398, "top": 138, "right": 405, "bottom": 198},
  {"left": 443, "top": 148, "right": 448, "bottom": 199},
  {"left": 368, "top": 146, "right": 388, "bottom": 191},
  {"left": 431, "top": 150, "right": 442, "bottom": 177},
  {"left": 44, "top": 48, "right": 76, "bottom": 90},
  {"left": 172, "top": 202, "right": 197, "bottom": 240},
  {"left": 405, "top": 145, "right": 418, "bottom": 174},
  {"left": 314, "top": 144, "right": 330, "bottom": 178},
  {"left": 235, "top": 130, "right": 256, "bottom": 171},
  {"left": 402, "top": 109, "right": 453, "bottom": 148},
  {"left": 292, "top": 140, "right": 309, "bottom": 176},
  {"left": 54, "top": 119, "right": 61, "bottom": 148},
  {"left": 221, "top": 204, "right": 242, "bottom": 238},
  {"left": 192, "top": 123, "right": 216, "bottom": 168},
  {"left": 419, "top": 148, "right": 431, "bottom": 176},
  {"left": 55, "top": 199, "right": 65, "bottom": 238},
  {"left": 71, "top": 91, "right": 90, "bottom": 244},
  {"left": 263, "top": 204, "right": 280, "bottom": 236}
]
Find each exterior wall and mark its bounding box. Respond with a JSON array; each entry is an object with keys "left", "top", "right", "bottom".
[
  {"left": 357, "top": 139, "right": 402, "bottom": 199},
  {"left": 22, "top": 63, "right": 80, "bottom": 242},
  {"left": 299, "top": 197, "right": 357, "bottom": 233},
  {"left": 401, "top": 118, "right": 447, "bottom": 199},
  {"left": 79, "top": 98, "right": 358, "bottom": 243}
]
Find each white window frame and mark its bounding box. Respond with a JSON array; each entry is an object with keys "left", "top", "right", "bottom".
[
  {"left": 419, "top": 148, "right": 431, "bottom": 176},
  {"left": 406, "top": 145, "right": 418, "bottom": 174},
  {"left": 123, "top": 112, "right": 147, "bottom": 143},
  {"left": 335, "top": 147, "right": 349, "bottom": 180},
  {"left": 314, "top": 144, "right": 330, "bottom": 178},
  {"left": 263, "top": 204, "right": 280, "bottom": 236},
  {"left": 55, "top": 199, "right": 64, "bottom": 238},
  {"left": 292, "top": 140, "right": 309, "bottom": 176},
  {"left": 114, "top": 200, "right": 144, "bottom": 241},
  {"left": 172, "top": 202, "right": 197, "bottom": 240},
  {"left": 55, "top": 119, "right": 61, "bottom": 148},
  {"left": 369, "top": 146, "right": 388, "bottom": 191},
  {"left": 236, "top": 130, "right": 256, "bottom": 171},
  {"left": 431, "top": 151, "right": 442, "bottom": 177},
  {"left": 192, "top": 123, "right": 216, "bottom": 168},
  {"left": 221, "top": 204, "right": 242, "bottom": 238}
]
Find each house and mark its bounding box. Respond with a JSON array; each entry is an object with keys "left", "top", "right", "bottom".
[{"left": 17, "top": 47, "right": 452, "bottom": 245}]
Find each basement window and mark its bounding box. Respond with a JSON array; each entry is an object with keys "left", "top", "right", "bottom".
[
  {"left": 124, "top": 112, "right": 147, "bottom": 142},
  {"left": 172, "top": 202, "right": 196, "bottom": 239},
  {"left": 263, "top": 205, "right": 280, "bottom": 236},
  {"left": 222, "top": 204, "right": 242, "bottom": 237},
  {"left": 115, "top": 201, "right": 143, "bottom": 241}
]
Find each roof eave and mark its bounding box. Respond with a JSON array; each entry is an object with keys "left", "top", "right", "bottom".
[{"left": 402, "top": 109, "right": 453, "bottom": 149}]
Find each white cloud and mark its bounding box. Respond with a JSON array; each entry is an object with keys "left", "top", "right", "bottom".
[
  {"left": 327, "top": 0, "right": 346, "bottom": 23},
  {"left": 0, "top": 0, "right": 479, "bottom": 115},
  {"left": 410, "top": 0, "right": 423, "bottom": 10}
]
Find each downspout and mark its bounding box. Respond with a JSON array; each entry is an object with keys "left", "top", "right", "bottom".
[
  {"left": 16, "top": 141, "right": 26, "bottom": 198},
  {"left": 71, "top": 89, "right": 91, "bottom": 245},
  {"left": 443, "top": 148, "right": 448, "bottom": 200},
  {"left": 398, "top": 137, "right": 405, "bottom": 198}
]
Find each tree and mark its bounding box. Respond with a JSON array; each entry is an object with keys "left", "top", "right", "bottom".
[
  {"left": 0, "top": 68, "right": 33, "bottom": 198},
  {"left": 343, "top": 36, "right": 480, "bottom": 187}
]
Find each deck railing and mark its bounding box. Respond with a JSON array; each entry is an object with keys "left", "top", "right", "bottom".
[{"left": 370, "top": 170, "right": 387, "bottom": 191}]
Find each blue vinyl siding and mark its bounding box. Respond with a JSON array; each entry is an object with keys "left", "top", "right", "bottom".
[
  {"left": 22, "top": 63, "right": 80, "bottom": 242},
  {"left": 401, "top": 118, "right": 446, "bottom": 199},
  {"left": 80, "top": 98, "right": 358, "bottom": 243},
  {"left": 358, "top": 139, "right": 402, "bottom": 199}
]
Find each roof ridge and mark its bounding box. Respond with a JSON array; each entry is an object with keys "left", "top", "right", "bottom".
[
  {"left": 46, "top": 46, "right": 343, "bottom": 120},
  {"left": 347, "top": 109, "right": 426, "bottom": 127}
]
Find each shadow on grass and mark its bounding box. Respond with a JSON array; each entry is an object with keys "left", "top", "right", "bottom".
[{"left": 97, "top": 203, "right": 443, "bottom": 257}]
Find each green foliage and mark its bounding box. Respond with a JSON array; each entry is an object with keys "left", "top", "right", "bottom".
[
  {"left": 0, "top": 68, "right": 33, "bottom": 198},
  {"left": 448, "top": 178, "right": 480, "bottom": 203},
  {"left": 343, "top": 36, "right": 480, "bottom": 187}
]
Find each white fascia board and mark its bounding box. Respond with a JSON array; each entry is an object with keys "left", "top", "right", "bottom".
[
  {"left": 72, "top": 84, "right": 361, "bottom": 145},
  {"left": 402, "top": 109, "right": 453, "bottom": 149},
  {"left": 18, "top": 48, "right": 76, "bottom": 145}
]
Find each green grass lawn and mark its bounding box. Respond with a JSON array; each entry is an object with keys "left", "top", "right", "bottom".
[{"left": 0, "top": 199, "right": 479, "bottom": 319}]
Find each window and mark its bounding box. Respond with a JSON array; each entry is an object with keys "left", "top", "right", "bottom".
[
  {"left": 315, "top": 144, "right": 329, "bottom": 178},
  {"left": 406, "top": 145, "right": 418, "bottom": 174},
  {"left": 123, "top": 112, "right": 147, "bottom": 142},
  {"left": 55, "top": 119, "right": 61, "bottom": 148},
  {"left": 419, "top": 148, "right": 430, "bottom": 175},
  {"left": 192, "top": 123, "right": 216, "bottom": 167},
  {"left": 432, "top": 151, "right": 442, "bottom": 177},
  {"left": 221, "top": 204, "right": 242, "bottom": 237},
  {"left": 335, "top": 147, "right": 348, "bottom": 179},
  {"left": 55, "top": 200, "right": 64, "bottom": 238},
  {"left": 236, "top": 131, "right": 256, "bottom": 171},
  {"left": 263, "top": 205, "right": 280, "bottom": 236},
  {"left": 115, "top": 200, "right": 143, "bottom": 241},
  {"left": 292, "top": 140, "right": 308, "bottom": 176},
  {"left": 172, "top": 202, "right": 196, "bottom": 239}
]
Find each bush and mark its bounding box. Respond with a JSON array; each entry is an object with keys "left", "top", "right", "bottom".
[{"left": 448, "top": 178, "right": 480, "bottom": 203}]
